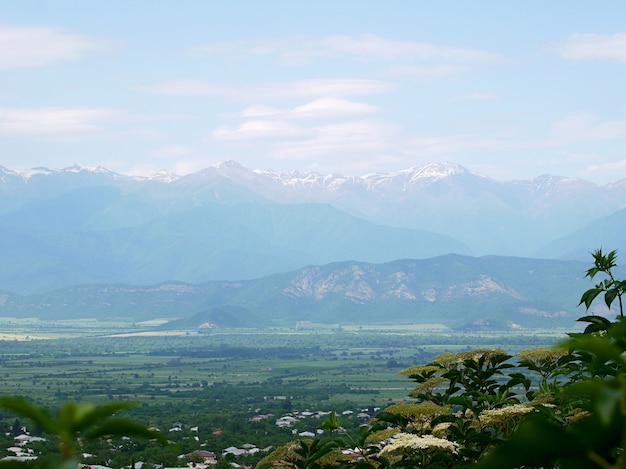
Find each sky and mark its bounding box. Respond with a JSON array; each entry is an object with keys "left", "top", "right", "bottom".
[{"left": 1, "top": 1, "right": 626, "bottom": 183}]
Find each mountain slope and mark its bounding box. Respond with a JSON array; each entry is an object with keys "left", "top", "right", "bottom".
[
  {"left": 206, "top": 161, "right": 626, "bottom": 256},
  {"left": 537, "top": 208, "right": 626, "bottom": 260},
  {"left": 0, "top": 191, "right": 469, "bottom": 293},
  {"left": 0, "top": 255, "right": 594, "bottom": 330}
]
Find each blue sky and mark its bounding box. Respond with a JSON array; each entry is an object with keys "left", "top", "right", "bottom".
[{"left": 1, "top": 1, "right": 626, "bottom": 183}]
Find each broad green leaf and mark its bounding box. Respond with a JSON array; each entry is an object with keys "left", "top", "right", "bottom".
[
  {"left": 84, "top": 418, "right": 167, "bottom": 443},
  {"left": 320, "top": 411, "right": 341, "bottom": 431},
  {"left": 605, "top": 288, "right": 619, "bottom": 309},
  {"left": 0, "top": 460, "right": 33, "bottom": 469},
  {"left": 0, "top": 396, "right": 56, "bottom": 434},
  {"left": 71, "top": 401, "right": 135, "bottom": 432},
  {"left": 474, "top": 415, "right": 582, "bottom": 469},
  {"left": 577, "top": 315, "right": 612, "bottom": 327},
  {"left": 561, "top": 336, "right": 625, "bottom": 365},
  {"left": 579, "top": 288, "right": 603, "bottom": 309}
]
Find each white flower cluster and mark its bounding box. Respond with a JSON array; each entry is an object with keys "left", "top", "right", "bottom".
[
  {"left": 379, "top": 433, "right": 459, "bottom": 456},
  {"left": 479, "top": 404, "right": 535, "bottom": 426},
  {"left": 431, "top": 422, "right": 453, "bottom": 436}
]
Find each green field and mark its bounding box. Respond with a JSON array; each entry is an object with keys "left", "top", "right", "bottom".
[
  {"left": 0, "top": 320, "right": 566, "bottom": 466},
  {"left": 0, "top": 320, "right": 565, "bottom": 406}
]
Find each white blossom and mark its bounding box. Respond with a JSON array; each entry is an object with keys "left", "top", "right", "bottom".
[{"left": 379, "top": 433, "right": 459, "bottom": 456}]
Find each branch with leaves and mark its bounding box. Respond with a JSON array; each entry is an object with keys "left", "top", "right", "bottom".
[{"left": 0, "top": 397, "right": 166, "bottom": 469}]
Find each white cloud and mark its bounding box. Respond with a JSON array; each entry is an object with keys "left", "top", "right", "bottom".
[
  {"left": 239, "top": 98, "right": 380, "bottom": 120},
  {"left": 273, "top": 120, "right": 401, "bottom": 161},
  {"left": 212, "top": 120, "right": 309, "bottom": 141},
  {"left": 387, "top": 64, "right": 468, "bottom": 78},
  {"left": 405, "top": 134, "right": 503, "bottom": 158},
  {"left": 584, "top": 158, "right": 626, "bottom": 181},
  {"left": 0, "top": 107, "right": 119, "bottom": 136},
  {"left": 212, "top": 97, "right": 382, "bottom": 143},
  {"left": 144, "top": 80, "right": 230, "bottom": 97},
  {"left": 292, "top": 97, "right": 381, "bottom": 119},
  {"left": 0, "top": 107, "right": 181, "bottom": 140},
  {"left": 0, "top": 25, "right": 103, "bottom": 69},
  {"left": 146, "top": 78, "right": 394, "bottom": 101},
  {"left": 549, "top": 111, "right": 626, "bottom": 144},
  {"left": 240, "top": 105, "right": 282, "bottom": 118},
  {"left": 463, "top": 92, "right": 500, "bottom": 101},
  {"left": 190, "top": 34, "right": 497, "bottom": 65},
  {"left": 557, "top": 33, "right": 626, "bottom": 62}
]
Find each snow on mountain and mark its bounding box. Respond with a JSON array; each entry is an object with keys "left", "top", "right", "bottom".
[
  {"left": 247, "top": 161, "right": 471, "bottom": 192},
  {"left": 4, "top": 160, "right": 626, "bottom": 260},
  {"left": 362, "top": 162, "right": 473, "bottom": 191},
  {"left": 0, "top": 164, "right": 132, "bottom": 183},
  {"left": 63, "top": 164, "right": 111, "bottom": 174},
  {"left": 0, "top": 160, "right": 593, "bottom": 194},
  {"left": 147, "top": 170, "right": 179, "bottom": 183},
  {"left": 511, "top": 174, "right": 600, "bottom": 196},
  {"left": 15, "top": 167, "right": 55, "bottom": 180}
]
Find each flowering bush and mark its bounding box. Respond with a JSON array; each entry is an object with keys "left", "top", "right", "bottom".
[{"left": 257, "top": 249, "right": 626, "bottom": 469}]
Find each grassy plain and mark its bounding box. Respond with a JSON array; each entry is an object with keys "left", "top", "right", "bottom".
[{"left": 0, "top": 319, "right": 567, "bottom": 408}]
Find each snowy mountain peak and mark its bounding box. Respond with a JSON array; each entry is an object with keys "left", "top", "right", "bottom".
[
  {"left": 63, "top": 164, "right": 112, "bottom": 174},
  {"left": 408, "top": 162, "right": 467, "bottom": 179},
  {"left": 215, "top": 160, "right": 248, "bottom": 172},
  {"left": 362, "top": 162, "right": 474, "bottom": 191},
  {"left": 246, "top": 162, "right": 475, "bottom": 192},
  {"left": 148, "top": 170, "right": 179, "bottom": 183},
  {"left": 19, "top": 167, "right": 56, "bottom": 179}
]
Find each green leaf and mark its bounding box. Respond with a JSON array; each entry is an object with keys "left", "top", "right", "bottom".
[
  {"left": 561, "top": 336, "right": 626, "bottom": 365},
  {"left": 0, "top": 396, "right": 56, "bottom": 434},
  {"left": 84, "top": 418, "right": 167, "bottom": 443},
  {"left": 0, "top": 460, "right": 32, "bottom": 469},
  {"left": 577, "top": 315, "right": 612, "bottom": 327},
  {"left": 605, "top": 288, "right": 619, "bottom": 309},
  {"left": 70, "top": 401, "right": 136, "bottom": 433},
  {"left": 579, "top": 288, "right": 603, "bottom": 310},
  {"left": 566, "top": 378, "right": 624, "bottom": 427},
  {"left": 577, "top": 315, "right": 613, "bottom": 334},
  {"left": 474, "top": 415, "right": 582, "bottom": 469},
  {"left": 320, "top": 411, "right": 341, "bottom": 431}
]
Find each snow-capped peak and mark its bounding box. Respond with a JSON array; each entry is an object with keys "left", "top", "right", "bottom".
[
  {"left": 408, "top": 162, "right": 467, "bottom": 179},
  {"left": 18, "top": 167, "right": 56, "bottom": 179},
  {"left": 63, "top": 164, "right": 112, "bottom": 174},
  {"left": 147, "top": 170, "right": 179, "bottom": 183},
  {"left": 215, "top": 160, "right": 247, "bottom": 171}
]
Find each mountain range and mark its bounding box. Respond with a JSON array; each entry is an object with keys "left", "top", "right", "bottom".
[
  {"left": 0, "top": 255, "right": 597, "bottom": 330},
  {"left": 1, "top": 160, "right": 624, "bottom": 327}
]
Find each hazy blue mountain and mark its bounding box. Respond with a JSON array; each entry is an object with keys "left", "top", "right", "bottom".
[
  {"left": 0, "top": 255, "right": 596, "bottom": 330},
  {"left": 2, "top": 161, "right": 625, "bottom": 293},
  {"left": 206, "top": 162, "right": 625, "bottom": 257},
  {"left": 0, "top": 184, "right": 468, "bottom": 293},
  {"left": 536, "top": 207, "right": 626, "bottom": 260}
]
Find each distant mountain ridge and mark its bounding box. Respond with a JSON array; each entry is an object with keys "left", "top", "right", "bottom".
[
  {"left": 2, "top": 161, "right": 626, "bottom": 294},
  {"left": 0, "top": 255, "right": 596, "bottom": 330}
]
